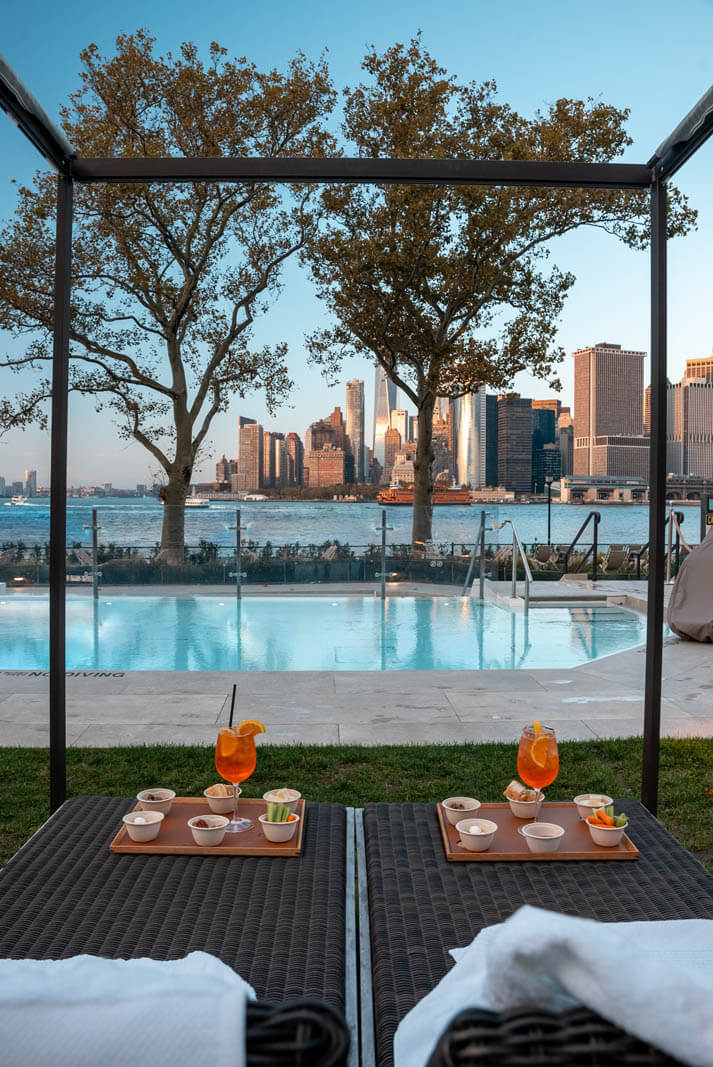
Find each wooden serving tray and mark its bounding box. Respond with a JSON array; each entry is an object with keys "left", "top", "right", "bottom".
[
  {"left": 110, "top": 797, "right": 305, "bottom": 857},
  {"left": 437, "top": 802, "right": 639, "bottom": 862}
]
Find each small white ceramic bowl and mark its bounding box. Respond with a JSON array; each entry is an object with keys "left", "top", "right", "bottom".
[
  {"left": 587, "top": 821, "right": 628, "bottom": 847},
  {"left": 521, "top": 822, "right": 565, "bottom": 854},
  {"left": 188, "top": 814, "right": 229, "bottom": 846},
  {"left": 263, "top": 789, "right": 302, "bottom": 814},
  {"left": 136, "top": 788, "right": 176, "bottom": 816},
  {"left": 456, "top": 817, "right": 497, "bottom": 852},
  {"left": 573, "top": 793, "right": 614, "bottom": 821},
  {"left": 507, "top": 793, "right": 545, "bottom": 819},
  {"left": 204, "top": 785, "right": 240, "bottom": 814},
  {"left": 122, "top": 810, "right": 164, "bottom": 842},
  {"left": 442, "top": 797, "right": 481, "bottom": 826},
  {"left": 258, "top": 813, "right": 300, "bottom": 843}
]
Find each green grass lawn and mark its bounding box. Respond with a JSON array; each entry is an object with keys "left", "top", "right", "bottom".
[{"left": 2, "top": 738, "right": 713, "bottom": 871}]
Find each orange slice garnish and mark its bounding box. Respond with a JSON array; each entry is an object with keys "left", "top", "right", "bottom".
[
  {"left": 530, "top": 735, "right": 549, "bottom": 768},
  {"left": 532, "top": 719, "right": 542, "bottom": 736},
  {"left": 236, "top": 718, "right": 266, "bottom": 737}
]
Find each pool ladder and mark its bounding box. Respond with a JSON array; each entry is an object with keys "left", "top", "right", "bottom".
[{"left": 462, "top": 512, "right": 533, "bottom": 612}]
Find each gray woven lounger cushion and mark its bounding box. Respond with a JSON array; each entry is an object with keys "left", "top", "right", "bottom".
[
  {"left": 363, "top": 799, "right": 713, "bottom": 1067},
  {"left": 0, "top": 796, "right": 347, "bottom": 1007}
]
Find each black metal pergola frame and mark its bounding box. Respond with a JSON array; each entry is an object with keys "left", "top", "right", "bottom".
[{"left": 2, "top": 54, "right": 713, "bottom": 815}]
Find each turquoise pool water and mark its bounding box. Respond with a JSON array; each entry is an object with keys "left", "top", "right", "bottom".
[{"left": 0, "top": 596, "right": 647, "bottom": 671}]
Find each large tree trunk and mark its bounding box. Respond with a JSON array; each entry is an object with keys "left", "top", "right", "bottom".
[
  {"left": 158, "top": 465, "right": 191, "bottom": 565},
  {"left": 412, "top": 395, "right": 436, "bottom": 548}
]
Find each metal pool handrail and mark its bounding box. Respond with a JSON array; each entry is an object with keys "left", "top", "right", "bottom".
[
  {"left": 562, "top": 510, "right": 601, "bottom": 580},
  {"left": 461, "top": 509, "right": 488, "bottom": 598},
  {"left": 462, "top": 513, "right": 533, "bottom": 610},
  {"left": 501, "top": 518, "right": 533, "bottom": 613}
]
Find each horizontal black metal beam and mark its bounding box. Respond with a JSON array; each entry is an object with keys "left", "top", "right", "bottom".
[
  {"left": 0, "top": 53, "right": 75, "bottom": 172},
  {"left": 649, "top": 83, "right": 713, "bottom": 180},
  {"left": 71, "top": 156, "right": 653, "bottom": 189}
]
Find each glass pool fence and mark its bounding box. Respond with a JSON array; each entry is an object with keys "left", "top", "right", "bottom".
[{"left": 0, "top": 538, "right": 668, "bottom": 589}]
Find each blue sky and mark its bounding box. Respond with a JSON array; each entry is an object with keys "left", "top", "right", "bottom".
[{"left": 1, "top": 0, "right": 712, "bottom": 486}]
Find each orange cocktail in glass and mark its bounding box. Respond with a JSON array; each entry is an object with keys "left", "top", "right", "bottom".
[
  {"left": 215, "top": 726, "right": 258, "bottom": 833},
  {"left": 517, "top": 722, "right": 559, "bottom": 804}
]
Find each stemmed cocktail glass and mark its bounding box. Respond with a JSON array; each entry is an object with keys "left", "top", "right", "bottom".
[
  {"left": 215, "top": 723, "right": 258, "bottom": 833},
  {"left": 517, "top": 722, "right": 558, "bottom": 821}
]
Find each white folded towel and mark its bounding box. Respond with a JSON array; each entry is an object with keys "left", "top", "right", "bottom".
[
  {"left": 0, "top": 951, "right": 255, "bottom": 1067},
  {"left": 395, "top": 905, "right": 713, "bottom": 1067}
]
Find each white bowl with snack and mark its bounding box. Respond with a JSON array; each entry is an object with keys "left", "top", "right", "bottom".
[
  {"left": 573, "top": 793, "right": 614, "bottom": 821},
  {"left": 441, "top": 797, "right": 481, "bottom": 826},
  {"left": 204, "top": 784, "right": 240, "bottom": 814},
  {"left": 455, "top": 817, "right": 497, "bottom": 852},
  {"left": 262, "top": 788, "right": 301, "bottom": 814},
  {"left": 258, "top": 812, "right": 300, "bottom": 843},
  {"left": 587, "top": 820, "right": 629, "bottom": 847},
  {"left": 520, "top": 822, "right": 564, "bottom": 854},
  {"left": 136, "top": 788, "right": 175, "bottom": 816},
  {"left": 122, "top": 810, "right": 164, "bottom": 842},
  {"left": 503, "top": 779, "right": 544, "bottom": 819},
  {"left": 187, "top": 814, "right": 229, "bottom": 846}
]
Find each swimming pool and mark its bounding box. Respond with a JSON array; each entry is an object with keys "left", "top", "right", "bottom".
[{"left": 0, "top": 596, "right": 647, "bottom": 671}]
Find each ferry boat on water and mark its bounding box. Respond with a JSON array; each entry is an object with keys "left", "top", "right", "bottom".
[
  {"left": 376, "top": 483, "right": 472, "bottom": 506},
  {"left": 7, "top": 495, "right": 29, "bottom": 506},
  {"left": 184, "top": 493, "right": 210, "bottom": 509}
]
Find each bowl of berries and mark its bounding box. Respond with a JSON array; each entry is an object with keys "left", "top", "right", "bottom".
[{"left": 187, "top": 814, "right": 229, "bottom": 846}]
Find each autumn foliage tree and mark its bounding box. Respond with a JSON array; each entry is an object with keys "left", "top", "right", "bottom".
[
  {"left": 306, "top": 38, "right": 694, "bottom": 546},
  {"left": 0, "top": 32, "right": 334, "bottom": 562}
]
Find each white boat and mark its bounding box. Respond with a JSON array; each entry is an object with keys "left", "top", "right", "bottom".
[
  {"left": 185, "top": 494, "right": 210, "bottom": 509},
  {"left": 9, "top": 496, "right": 29, "bottom": 506}
]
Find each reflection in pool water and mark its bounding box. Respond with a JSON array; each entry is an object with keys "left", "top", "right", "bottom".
[{"left": 0, "top": 596, "right": 648, "bottom": 672}]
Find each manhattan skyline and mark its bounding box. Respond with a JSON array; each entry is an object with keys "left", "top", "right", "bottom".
[{"left": 1, "top": 1, "right": 712, "bottom": 486}]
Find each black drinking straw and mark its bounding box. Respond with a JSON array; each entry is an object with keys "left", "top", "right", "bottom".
[{"left": 228, "top": 683, "right": 237, "bottom": 728}]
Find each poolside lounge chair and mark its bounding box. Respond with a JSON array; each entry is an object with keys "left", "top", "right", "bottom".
[
  {"left": 426, "top": 1005, "right": 683, "bottom": 1065},
  {"left": 0, "top": 797, "right": 351, "bottom": 1066},
  {"left": 358, "top": 801, "right": 713, "bottom": 1067},
  {"left": 602, "top": 543, "right": 629, "bottom": 573},
  {"left": 531, "top": 545, "right": 557, "bottom": 566}
]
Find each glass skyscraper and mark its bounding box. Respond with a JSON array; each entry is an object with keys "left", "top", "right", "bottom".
[
  {"left": 454, "top": 388, "right": 487, "bottom": 488},
  {"left": 373, "top": 363, "right": 398, "bottom": 466},
  {"left": 345, "top": 379, "right": 365, "bottom": 482}
]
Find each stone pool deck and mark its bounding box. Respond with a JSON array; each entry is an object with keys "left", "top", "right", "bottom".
[{"left": 1, "top": 580, "right": 711, "bottom": 747}]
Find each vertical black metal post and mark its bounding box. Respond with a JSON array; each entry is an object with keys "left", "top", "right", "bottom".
[
  {"left": 236, "top": 508, "right": 242, "bottom": 601},
  {"left": 380, "top": 509, "right": 386, "bottom": 601},
  {"left": 642, "top": 175, "right": 667, "bottom": 815},
  {"left": 91, "top": 507, "right": 99, "bottom": 600},
  {"left": 546, "top": 483, "right": 552, "bottom": 545},
  {"left": 701, "top": 500, "right": 706, "bottom": 545},
  {"left": 592, "top": 514, "right": 599, "bottom": 583},
  {"left": 49, "top": 174, "right": 73, "bottom": 813},
  {"left": 479, "top": 509, "right": 486, "bottom": 600}
]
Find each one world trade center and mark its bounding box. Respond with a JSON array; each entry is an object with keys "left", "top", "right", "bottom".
[{"left": 372, "top": 363, "right": 398, "bottom": 467}]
